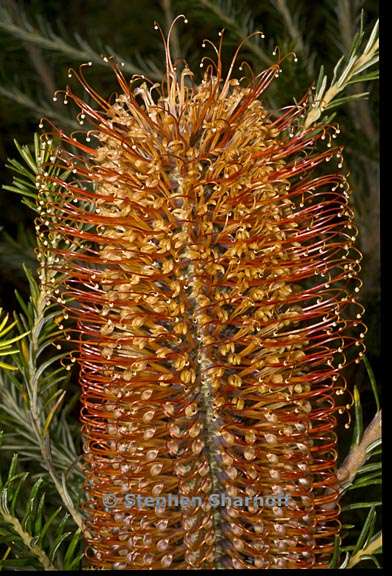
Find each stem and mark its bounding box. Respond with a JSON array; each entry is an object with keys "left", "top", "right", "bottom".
[
  {"left": 176, "top": 173, "right": 224, "bottom": 568},
  {"left": 198, "top": 0, "right": 272, "bottom": 66},
  {"left": 0, "top": 85, "right": 78, "bottom": 127},
  {"left": 274, "top": 0, "right": 313, "bottom": 76},
  {"left": 0, "top": 1, "right": 158, "bottom": 79},
  {"left": 337, "top": 411, "right": 381, "bottom": 489},
  {"left": 274, "top": 0, "right": 304, "bottom": 55},
  {"left": 347, "top": 533, "right": 382, "bottom": 568},
  {"left": 303, "top": 83, "right": 340, "bottom": 129},
  {"left": 195, "top": 317, "right": 224, "bottom": 568},
  {"left": 26, "top": 289, "right": 86, "bottom": 534},
  {"left": 0, "top": 510, "right": 56, "bottom": 570}
]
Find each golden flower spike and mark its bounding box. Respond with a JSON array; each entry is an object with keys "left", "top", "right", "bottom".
[{"left": 37, "top": 15, "right": 366, "bottom": 569}]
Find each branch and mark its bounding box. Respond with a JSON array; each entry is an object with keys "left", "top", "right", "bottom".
[
  {"left": 0, "top": 84, "right": 78, "bottom": 128},
  {"left": 336, "top": 0, "right": 356, "bottom": 51},
  {"left": 273, "top": 0, "right": 304, "bottom": 54},
  {"left": 1, "top": 137, "right": 86, "bottom": 535},
  {"left": 3, "top": 0, "right": 56, "bottom": 99},
  {"left": 25, "top": 287, "right": 85, "bottom": 534},
  {"left": 0, "top": 2, "right": 162, "bottom": 80},
  {"left": 337, "top": 410, "right": 381, "bottom": 488},
  {"left": 0, "top": 510, "right": 56, "bottom": 570},
  {"left": 273, "top": 0, "right": 314, "bottom": 77},
  {"left": 197, "top": 0, "right": 272, "bottom": 66},
  {"left": 24, "top": 44, "right": 56, "bottom": 99},
  {"left": 347, "top": 532, "right": 382, "bottom": 568},
  {"left": 336, "top": 1, "right": 377, "bottom": 142},
  {"left": 304, "top": 18, "right": 379, "bottom": 129}
]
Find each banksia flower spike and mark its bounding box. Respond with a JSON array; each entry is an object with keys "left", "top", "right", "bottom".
[{"left": 37, "top": 16, "right": 366, "bottom": 570}]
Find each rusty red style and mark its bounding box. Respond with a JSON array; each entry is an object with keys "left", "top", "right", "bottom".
[{"left": 37, "top": 17, "right": 366, "bottom": 569}]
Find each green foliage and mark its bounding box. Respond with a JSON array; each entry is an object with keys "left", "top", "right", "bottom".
[
  {"left": 0, "top": 1, "right": 162, "bottom": 78},
  {"left": 0, "top": 132, "right": 83, "bottom": 570},
  {"left": 0, "top": 309, "right": 27, "bottom": 371},
  {"left": 338, "top": 448, "right": 382, "bottom": 568},
  {"left": 194, "top": 0, "right": 272, "bottom": 65},
  {"left": 0, "top": 453, "right": 82, "bottom": 571},
  {"left": 3, "top": 136, "right": 42, "bottom": 211},
  {"left": 304, "top": 15, "right": 378, "bottom": 128},
  {"left": 330, "top": 359, "right": 382, "bottom": 569},
  {"left": 0, "top": 226, "right": 36, "bottom": 285}
]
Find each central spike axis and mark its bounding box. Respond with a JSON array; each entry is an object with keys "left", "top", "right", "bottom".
[{"left": 38, "top": 18, "right": 366, "bottom": 570}]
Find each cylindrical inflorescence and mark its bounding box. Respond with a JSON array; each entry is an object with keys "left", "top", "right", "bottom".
[{"left": 37, "top": 21, "right": 366, "bottom": 570}]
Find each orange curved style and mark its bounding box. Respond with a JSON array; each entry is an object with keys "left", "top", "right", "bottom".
[{"left": 37, "top": 17, "right": 366, "bottom": 569}]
